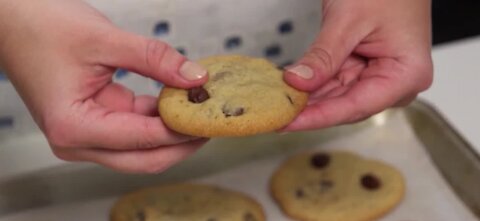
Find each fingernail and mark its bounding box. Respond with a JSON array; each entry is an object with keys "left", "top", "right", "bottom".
[
  {"left": 180, "top": 61, "right": 207, "bottom": 80},
  {"left": 287, "top": 65, "right": 314, "bottom": 80}
]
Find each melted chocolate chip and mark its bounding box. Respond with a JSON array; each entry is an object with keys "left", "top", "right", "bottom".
[
  {"left": 222, "top": 106, "right": 244, "bottom": 117},
  {"left": 135, "top": 211, "right": 146, "bottom": 221},
  {"left": 361, "top": 174, "right": 381, "bottom": 190},
  {"left": 320, "top": 180, "right": 334, "bottom": 192},
  {"left": 311, "top": 153, "right": 330, "bottom": 169},
  {"left": 286, "top": 94, "right": 294, "bottom": 105},
  {"left": 188, "top": 87, "right": 210, "bottom": 103},
  {"left": 244, "top": 212, "right": 256, "bottom": 221},
  {"left": 295, "top": 188, "right": 305, "bottom": 198}
]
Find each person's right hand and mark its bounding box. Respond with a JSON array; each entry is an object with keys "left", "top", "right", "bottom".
[{"left": 0, "top": 0, "right": 209, "bottom": 173}]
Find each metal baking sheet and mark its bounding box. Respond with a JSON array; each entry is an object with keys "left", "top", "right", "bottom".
[{"left": 0, "top": 100, "right": 479, "bottom": 221}]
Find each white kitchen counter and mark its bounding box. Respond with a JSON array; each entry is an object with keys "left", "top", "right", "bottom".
[
  {"left": 421, "top": 36, "right": 480, "bottom": 153},
  {"left": 0, "top": 37, "right": 479, "bottom": 178}
]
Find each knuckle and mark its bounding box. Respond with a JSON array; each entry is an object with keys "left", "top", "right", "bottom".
[
  {"left": 395, "top": 96, "right": 416, "bottom": 107},
  {"left": 145, "top": 39, "right": 168, "bottom": 69},
  {"left": 134, "top": 137, "right": 157, "bottom": 150},
  {"left": 413, "top": 57, "right": 434, "bottom": 92},
  {"left": 133, "top": 119, "right": 160, "bottom": 149},
  {"left": 419, "top": 69, "right": 433, "bottom": 92},
  {"left": 307, "top": 46, "right": 334, "bottom": 75}
]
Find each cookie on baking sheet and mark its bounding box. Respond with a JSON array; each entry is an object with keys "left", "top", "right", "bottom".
[
  {"left": 158, "top": 55, "right": 308, "bottom": 137},
  {"left": 270, "top": 151, "right": 405, "bottom": 221},
  {"left": 110, "top": 183, "right": 265, "bottom": 221}
]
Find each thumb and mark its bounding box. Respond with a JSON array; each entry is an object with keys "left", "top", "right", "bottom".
[
  {"left": 284, "top": 16, "right": 365, "bottom": 92},
  {"left": 100, "top": 29, "right": 208, "bottom": 88}
]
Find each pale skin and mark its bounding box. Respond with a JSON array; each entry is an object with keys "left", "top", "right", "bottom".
[
  {"left": 283, "top": 0, "right": 433, "bottom": 131},
  {"left": 0, "top": 0, "right": 432, "bottom": 173}
]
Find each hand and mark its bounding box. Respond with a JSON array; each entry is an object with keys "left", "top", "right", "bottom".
[
  {"left": 283, "top": 0, "right": 433, "bottom": 131},
  {"left": 0, "top": 0, "right": 209, "bottom": 173}
]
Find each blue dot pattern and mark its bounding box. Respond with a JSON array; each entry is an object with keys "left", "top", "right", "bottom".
[
  {"left": 278, "top": 21, "right": 294, "bottom": 34},
  {"left": 154, "top": 21, "right": 170, "bottom": 36},
  {"left": 115, "top": 69, "right": 129, "bottom": 79},
  {"left": 0, "top": 71, "right": 7, "bottom": 81},
  {"left": 225, "top": 36, "right": 242, "bottom": 49},
  {"left": 0, "top": 116, "right": 14, "bottom": 129},
  {"left": 265, "top": 44, "right": 282, "bottom": 57}
]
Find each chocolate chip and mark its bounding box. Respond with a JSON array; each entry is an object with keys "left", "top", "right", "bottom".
[
  {"left": 361, "top": 174, "right": 381, "bottom": 190},
  {"left": 295, "top": 188, "right": 305, "bottom": 198},
  {"left": 320, "top": 180, "right": 334, "bottom": 192},
  {"left": 135, "top": 211, "right": 146, "bottom": 221},
  {"left": 244, "top": 212, "right": 256, "bottom": 221},
  {"left": 206, "top": 218, "right": 217, "bottom": 221},
  {"left": 188, "top": 87, "right": 210, "bottom": 103},
  {"left": 286, "top": 94, "right": 294, "bottom": 105},
  {"left": 311, "top": 153, "right": 330, "bottom": 169},
  {"left": 222, "top": 105, "right": 244, "bottom": 117}
]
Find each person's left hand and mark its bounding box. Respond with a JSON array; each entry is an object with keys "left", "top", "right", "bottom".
[{"left": 283, "top": 0, "right": 433, "bottom": 131}]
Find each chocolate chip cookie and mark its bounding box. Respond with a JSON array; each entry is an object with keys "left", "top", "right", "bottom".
[
  {"left": 270, "top": 151, "right": 405, "bottom": 221},
  {"left": 110, "top": 183, "right": 265, "bottom": 221},
  {"left": 158, "top": 55, "right": 308, "bottom": 137}
]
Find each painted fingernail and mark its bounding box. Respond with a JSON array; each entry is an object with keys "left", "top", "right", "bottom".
[
  {"left": 180, "top": 61, "right": 207, "bottom": 80},
  {"left": 287, "top": 65, "right": 314, "bottom": 79}
]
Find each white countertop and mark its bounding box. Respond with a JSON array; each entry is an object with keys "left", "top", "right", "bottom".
[
  {"left": 0, "top": 37, "right": 479, "bottom": 178},
  {"left": 420, "top": 36, "right": 480, "bottom": 153}
]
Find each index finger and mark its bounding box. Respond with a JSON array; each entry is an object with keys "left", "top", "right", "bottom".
[
  {"left": 55, "top": 103, "right": 197, "bottom": 151},
  {"left": 283, "top": 61, "right": 410, "bottom": 131}
]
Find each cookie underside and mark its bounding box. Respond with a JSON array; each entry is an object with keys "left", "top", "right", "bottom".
[{"left": 158, "top": 55, "right": 308, "bottom": 137}]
